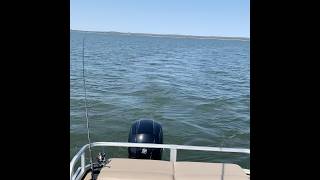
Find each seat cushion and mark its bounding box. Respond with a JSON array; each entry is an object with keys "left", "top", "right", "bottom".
[
  {"left": 97, "top": 158, "right": 173, "bottom": 180},
  {"left": 174, "top": 161, "right": 249, "bottom": 180}
]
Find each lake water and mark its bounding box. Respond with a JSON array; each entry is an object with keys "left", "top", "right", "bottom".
[{"left": 70, "top": 30, "right": 250, "bottom": 168}]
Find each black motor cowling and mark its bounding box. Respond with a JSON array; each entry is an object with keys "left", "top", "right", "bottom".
[{"left": 128, "top": 119, "right": 163, "bottom": 160}]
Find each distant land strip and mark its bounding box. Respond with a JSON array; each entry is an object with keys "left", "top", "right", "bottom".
[{"left": 71, "top": 29, "right": 250, "bottom": 41}]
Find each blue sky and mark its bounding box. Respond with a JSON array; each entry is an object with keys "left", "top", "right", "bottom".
[{"left": 71, "top": 0, "right": 250, "bottom": 37}]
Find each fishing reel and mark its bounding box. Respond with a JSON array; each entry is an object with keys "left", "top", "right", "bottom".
[
  {"left": 93, "top": 152, "right": 108, "bottom": 169},
  {"left": 90, "top": 152, "right": 109, "bottom": 179},
  {"left": 96, "top": 152, "right": 107, "bottom": 166}
]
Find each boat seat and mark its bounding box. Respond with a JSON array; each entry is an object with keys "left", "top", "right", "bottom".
[
  {"left": 174, "top": 161, "right": 249, "bottom": 180},
  {"left": 97, "top": 158, "right": 173, "bottom": 180},
  {"left": 95, "top": 158, "right": 249, "bottom": 180}
]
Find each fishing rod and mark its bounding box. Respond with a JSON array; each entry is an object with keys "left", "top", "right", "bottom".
[{"left": 82, "top": 37, "right": 95, "bottom": 180}]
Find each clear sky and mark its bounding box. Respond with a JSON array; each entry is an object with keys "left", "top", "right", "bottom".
[{"left": 71, "top": 0, "right": 250, "bottom": 37}]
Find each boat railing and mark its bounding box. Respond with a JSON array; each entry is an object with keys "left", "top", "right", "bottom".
[{"left": 70, "top": 142, "right": 250, "bottom": 180}]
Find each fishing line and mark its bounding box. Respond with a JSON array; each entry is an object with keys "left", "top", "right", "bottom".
[{"left": 82, "top": 37, "right": 95, "bottom": 180}]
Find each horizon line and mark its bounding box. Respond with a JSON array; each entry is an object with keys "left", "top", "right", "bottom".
[{"left": 71, "top": 29, "right": 250, "bottom": 40}]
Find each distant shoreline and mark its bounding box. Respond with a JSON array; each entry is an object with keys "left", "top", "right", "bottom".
[{"left": 71, "top": 29, "right": 250, "bottom": 41}]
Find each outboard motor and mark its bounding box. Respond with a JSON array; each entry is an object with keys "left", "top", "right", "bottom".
[{"left": 128, "top": 119, "right": 163, "bottom": 160}]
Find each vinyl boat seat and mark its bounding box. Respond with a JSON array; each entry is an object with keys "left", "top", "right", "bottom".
[
  {"left": 174, "top": 161, "right": 249, "bottom": 180},
  {"left": 97, "top": 158, "right": 173, "bottom": 180}
]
